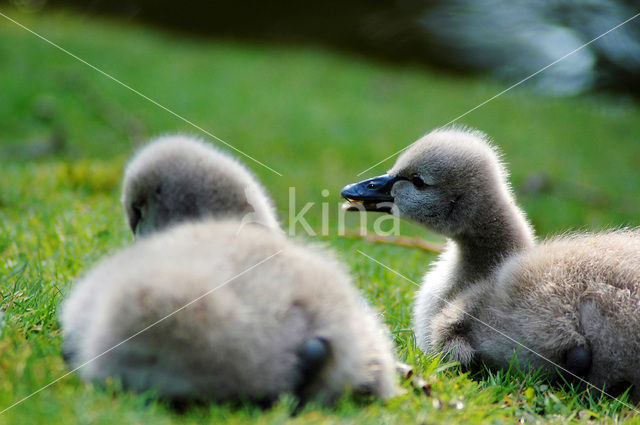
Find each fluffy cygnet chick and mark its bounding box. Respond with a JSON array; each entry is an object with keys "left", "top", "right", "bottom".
[
  {"left": 60, "top": 220, "right": 399, "bottom": 404},
  {"left": 342, "top": 127, "right": 640, "bottom": 399},
  {"left": 121, "top": 134, "right": 279, "bottom": 236}
]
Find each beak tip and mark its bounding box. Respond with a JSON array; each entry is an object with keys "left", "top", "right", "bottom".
[{"left": 340, "top": 183, "right": 355, "bottom": 199}]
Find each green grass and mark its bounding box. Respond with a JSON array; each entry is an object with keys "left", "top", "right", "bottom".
[{"left": 1, "top": 6, "right": 640, "bottom": 424}]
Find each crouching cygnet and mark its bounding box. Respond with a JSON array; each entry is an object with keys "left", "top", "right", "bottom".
[
  {"left": 341, "top": 126, "right": 640, "bottom": 400},
  {"left": 121, "top": 134, "right": 280, "bottom": 236},
  {"left": 61, "top": 134, "right": 398, "bottom": 404},
  {"left": 60, "top": 220, "right": 399, "bottom": 404}
]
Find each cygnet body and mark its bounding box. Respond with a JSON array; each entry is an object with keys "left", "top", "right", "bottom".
[
  {"left": 342, "top": 127, "right": 640, "bottom": 399},
  {"left": 61, "top": 221, "right": 398, "bottom": 403},
  {"left": 61, "top": 134, "right": 398, "bottom": 404}
]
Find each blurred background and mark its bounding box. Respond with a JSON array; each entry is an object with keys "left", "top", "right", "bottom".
[
  {"left": 6, "top": 0, "right": 640, "bottom": 96},
  {"left": 1, "top": 0, "right": 639, "bottom": 242}
]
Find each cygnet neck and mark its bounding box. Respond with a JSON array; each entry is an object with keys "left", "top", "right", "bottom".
[{"left": 452, "top": 195, "right": 534, "bottom": 284}]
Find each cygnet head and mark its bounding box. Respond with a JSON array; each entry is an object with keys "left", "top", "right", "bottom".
[
  {"left": 121, "top": 135, "right": 279, "bottom": 236},
  {"left": 342, "top": 127, "right": 532, "bottom": 244}
]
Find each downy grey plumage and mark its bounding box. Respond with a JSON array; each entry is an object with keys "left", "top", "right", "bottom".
[
  {"left": 121, "top": 134, "right": 280, "bottom": 236},
  {"left": 341, "top": 127, "right": 640, "bottom": 400},
  {"left": 60, "top": 221, "right": 398, "bottom": 403},
  {"left": 61, "top": 134, "right": 398, "bottom": 404}
]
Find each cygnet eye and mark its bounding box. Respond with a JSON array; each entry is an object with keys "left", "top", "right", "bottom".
[
  {"left": 411, "top": 174, "right": 428, "bottom": 189},
  {"left": 129, "top": 201, "right": 144, "bottom": 234}
]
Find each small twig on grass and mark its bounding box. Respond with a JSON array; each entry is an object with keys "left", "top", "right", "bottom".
[
  {"left": 342, "top": 231, "right": 444, "bottom": 253},
  {"left": 396, "top": 362, "right": 431, "bottom": 395}
]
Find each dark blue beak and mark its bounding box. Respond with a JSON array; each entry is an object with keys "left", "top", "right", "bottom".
[{"left": 340, "top": 174, "right": 402, "bottom": 213}]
